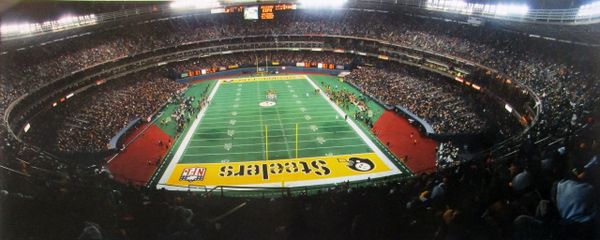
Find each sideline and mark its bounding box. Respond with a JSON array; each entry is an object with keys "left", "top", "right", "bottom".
[
  {"left": 156, "top": 80, "right": 223, "bottom": 187},
  {"left": 303, "top": 75, "right": 402, "bottom": 175}
]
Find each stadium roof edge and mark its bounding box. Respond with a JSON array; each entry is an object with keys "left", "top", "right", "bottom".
[{"left": 2, "top": 0, "right": 600, "bottom": 44}]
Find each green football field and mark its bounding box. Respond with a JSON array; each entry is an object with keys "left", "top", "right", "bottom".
[
  {"left": 181, "top": 77, "right": 371, "bottom": 163},
  {"left": 157, "top": 75, "right": 406, "bottom": 190}
]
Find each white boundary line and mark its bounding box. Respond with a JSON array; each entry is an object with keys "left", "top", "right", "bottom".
[
  {"left": 303, "top": 75, "right": 402, "bottom": 175},
  {"left": 204, "top": 107, "right": 334, "bottom": 117},
  {"left": 193, "top": 122, "right": 349, "bottom": 134},
  {"left": 186, "top": 137, "right": 361, "bottom": 148},
  {"left": 184, "top": 144, "right": 367, "bottom": 156},
  {"left": 190, "top": 130, "right": 357, "bottom": 141},
  {"left": 267, "top": 80, "right": 294, "bottom": 159},
  {"left": 201, "top": 109, "right": 337, "bottom": 121},
  {"left": 199, "top": 117, "right": 343, "bottom": 125},
  {"left": 157, "top": 75, "right": 402, "bottom": 190},
  {"left": 157, "top": 80, "right": 222, "bottom": 186},
  {"left": 217, "top": 74, "right": 306, "bottom": 83},
  {"left": 159, "top": 171, "right": 401, "bottom": 190}
]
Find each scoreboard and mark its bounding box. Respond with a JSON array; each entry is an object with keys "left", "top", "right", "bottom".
[
  {"left": 260, "top": 4, "right": 296, "bottom": 20},
  {"left": 225, "top": 6, "right": 243, "bottom": 13},
  {"left": 225, "top": 3, "right": 296, "bottom": 20},
  {"left": 260, "top": 5, "right": 275, "bottom": 20}
]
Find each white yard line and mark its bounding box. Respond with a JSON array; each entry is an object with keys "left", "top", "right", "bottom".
[
  {"left": 255, "top": 81, "right": 267, "bottom": 160},
  {"left": 183, "top": 144, "right": 367, "bottom": 157},
  {"left": 216, "top": 74, "right": 306, "bottom": 82},
  {"left": 198, "top": 117, "right": 342, "bottom": 126},
  {"left": 204, "top": 105, "right": 332, "bottom": 115},
  {"left": 267, "top": 80, "right": 293, "bottom": 159},
  {"left": 193, "top": 121, "right": 347, "bottom": 134},
  {"left": 303, "top": 75, "right": 402, "bottom": 175},
  {"left": 201, "top": 109, "right": 335, "bottom": 121},
  {"left": 158, "top": 75, "right": 402, "bottom": 191},
  {"left": 208, "top": 96, "right": 316, "bottom": 104},
  {"left": 190, "top": 130, "right": 357, "bottom": 141},
  {"left": 157, "top": 80, "right": 222, "bottom": 186},
  {"left": 186, "top": 137, "right": 361, "bottom": 148}
]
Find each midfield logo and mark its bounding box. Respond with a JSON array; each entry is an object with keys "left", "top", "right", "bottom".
[{"left": 180, "top": 167, "right": 206, "bottom": 182}]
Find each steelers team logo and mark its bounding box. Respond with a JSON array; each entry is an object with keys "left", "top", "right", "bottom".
[
  {"left": 259, "top": 101, "right": 276, "bottom": 107},
  {"left": 341, "top": 157, "right": 375, "bottom": 172}
]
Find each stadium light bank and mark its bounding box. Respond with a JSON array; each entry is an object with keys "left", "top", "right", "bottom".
[
  {"left": 0, "top": 14, "right": 97, "bottom": 37},
  {"left": 299, "top": 0, "right": 347, "bottom": 9},
  {"left": 577, "top": 1, "right": 600, "bottom": 18},
  {"left": 425, "top": 0, "right": 529, "bottom": 17},
  {"left": 169, "top": 0, "right": 222, "bottom": 10}
]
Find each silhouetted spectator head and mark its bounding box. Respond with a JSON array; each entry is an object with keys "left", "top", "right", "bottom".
[
  {"left": 554, "top": 179, "right": 596, "bottom": 224},
  {"left": 78, "top": 222, "right": 103, "bottom": 240}
]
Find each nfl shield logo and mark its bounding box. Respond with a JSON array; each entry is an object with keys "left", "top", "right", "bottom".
[{"left": 180, "top": 167, "right": 206, "bottom": 182}]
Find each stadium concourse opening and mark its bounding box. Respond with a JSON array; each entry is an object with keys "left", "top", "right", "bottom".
[{"left": 149, "top": 74, "right": 415, "bottom": 190}]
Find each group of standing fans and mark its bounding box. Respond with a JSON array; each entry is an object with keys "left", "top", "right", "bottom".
[
  {"left": 162, "top": 86, "right": 210, "bottom": 134},
  {"left": 322, "top": 81, "right": 376, "bottom": 127}
]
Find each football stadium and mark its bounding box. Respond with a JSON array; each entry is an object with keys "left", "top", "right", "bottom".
[{"left": 0, "top": 0, "right": 599, "bottom": 239}]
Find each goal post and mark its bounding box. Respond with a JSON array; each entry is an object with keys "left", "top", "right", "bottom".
[
  {"left": 265, "top": 89, "right": 278, "bottom": 102},
  {"left": 265, "top": 125, "right": 269, "bottom": 161}
]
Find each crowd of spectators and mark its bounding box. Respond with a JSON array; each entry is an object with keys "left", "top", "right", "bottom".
[
  {"left": 2, "top": 11, "right": 595, "bottom": 142},
  {"left": 8, "top": 49, "right": 491, "bottom": 155},
  {"left": 347, "top": 66, "right": 487, "bottom": 135},
  {"left": 2, "top": 11, "right": 598, "bottom": 139},
  {"left": 23, "top": 71, "right": 184, "bottom": 153},
  {"left": 436, "top": 142, "right": 461, "bottom": 169},
  {"left": 1, "top": 122, "right": 598, "bottom": 240},
  {"left": 169, "top": 52, "right": 353, "bottom": 74}
]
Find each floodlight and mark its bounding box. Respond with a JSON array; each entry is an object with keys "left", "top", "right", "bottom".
[
  {"left": 170, "top": 0, "right": 221, "bottom": 10},
  {"left": 495, "top": 4, "right": 529, "bottom": 16},
  {"left": 0, "top": 23, "right": 34, "bottom": 35},
  {"left": 578, "top": 1, "right": 600, "bottom": 17},
  {"left": 58, "top": 15, "right": 76, "bottom": 25},
  {"left": 299, "top": 0, "right": 347, "bottom": 9}
]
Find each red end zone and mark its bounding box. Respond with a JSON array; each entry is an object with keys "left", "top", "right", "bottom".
[
  {"left": 372, "top": 110, "right": 437, "bottom": 173},
  {"left": 107, "top": 124, "right": 173, "bottom": 186}
]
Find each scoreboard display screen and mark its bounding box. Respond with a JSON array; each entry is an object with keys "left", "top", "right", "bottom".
[
  {"left": 224, "top": 6, "right": 243, "bottom": 13},
  {"left": 260, "top": 5, "right": 275, "bottom": 20},
  {"left": 227, "top": 4, "right": 295, "bottom": 20},
  {"left": 244, "top": 6, "right": 259, "bottom": 20}
]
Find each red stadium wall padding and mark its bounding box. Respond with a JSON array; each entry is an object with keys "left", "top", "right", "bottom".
[
  {"left": 107, "top": 124, "right": 173, "bottom": 186},
  {"left": 372, "top": 110, "right": 438, "bottom": 174}
]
